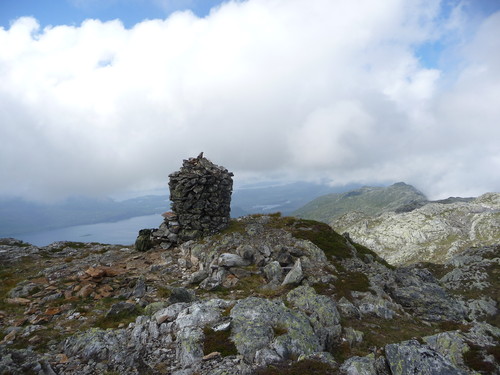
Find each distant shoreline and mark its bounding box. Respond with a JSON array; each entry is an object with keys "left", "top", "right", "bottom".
[{"left": 13, "top": 214, "right": 164, "bottom": 247}]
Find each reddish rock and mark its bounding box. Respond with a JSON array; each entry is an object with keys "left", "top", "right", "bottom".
[
  {"left": 77, "top": 284, "right": 95, "bottom": 298},
  {"left": 45, "top": 307, "right": 62, "bottom": 316},
  {"left": 85, "top": 267, "right": 106, "bottom": 279},
  {"left": 13, "top": 317, "right": 27, "bottom": 327}
]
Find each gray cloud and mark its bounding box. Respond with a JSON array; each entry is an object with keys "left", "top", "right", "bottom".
[{"left": 0, "top": 0, "right": 499, "bottom": 202}]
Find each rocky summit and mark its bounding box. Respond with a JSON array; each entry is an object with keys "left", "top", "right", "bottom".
[{"left": 0, "top": 213, "right": 499, "bottom": 375}]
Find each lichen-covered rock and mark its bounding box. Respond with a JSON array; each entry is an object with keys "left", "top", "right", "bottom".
[
  {"left": 343, "top": 327, "right": 364, "bottom": 347},
  {"left": 385, "top": 339, "right": 467, "bottom": 375},
  {"left": 230, "top": 297, "right": 321, "bottom": 364},
  {"left": 176, "top": 326, "right": 204, "bottom": 369},
  {"left": 286, "top": 285, "right": 341, "bottom": 350},
  {"left": 0, "top": 347, "right": 57, "bottom": 375},
  {"left": 351, "top": 291, "right": 397, "bottom": 319},
  {"left": 423, "top": 331, "right": 469, "bottom": 369},
  {"left": 387, "top": 267, "right": 465, "bottom": 321},
  {"left": 263, "top": 260, "right": 283, "bottom": 283},
  {"left": 63, "top": 328, "right": 127, "bottom": 363},
  {"left": 340, "top": 354, "right": 377, "bottom": 375},
  {"left": 135, "top": 228, "right": 154, "bottom": 251}
]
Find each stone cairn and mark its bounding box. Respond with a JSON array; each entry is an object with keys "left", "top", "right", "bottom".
[{"left": 135, "top": 153, "right": 233, "bottom": 251}]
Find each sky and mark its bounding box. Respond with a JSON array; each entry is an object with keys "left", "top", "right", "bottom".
[{"left": 0, "top": 0, "right": 499, "bottom": 202}]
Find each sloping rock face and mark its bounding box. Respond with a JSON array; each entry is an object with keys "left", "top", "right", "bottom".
[
  {"left": 332, "top": 192, "right": 500, "bottom": 265},
  {"left": 0, "top": 218, "right": 499, "bottom": 375}
]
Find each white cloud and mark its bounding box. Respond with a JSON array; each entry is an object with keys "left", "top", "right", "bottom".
[{"left": 0, "top": 0, "right": 499, "bottom": 202}]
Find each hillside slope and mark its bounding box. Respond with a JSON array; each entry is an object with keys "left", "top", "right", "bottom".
[
  {"left": 1, "top": 215, "right": 499, "bottom": 374},
  {"left": 293, "top": 182, "right": 427, "bottom": 223},
  {"left": 333, "top": 192, "right": 500, "bottom": 265}
]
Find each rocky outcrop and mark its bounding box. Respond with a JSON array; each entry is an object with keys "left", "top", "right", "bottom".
[
  {"left": 1, "top": 215, "right": 499, "bottom": 374},
  {"left": 332, "top": 192, "right": 500, "bottom": 265}
]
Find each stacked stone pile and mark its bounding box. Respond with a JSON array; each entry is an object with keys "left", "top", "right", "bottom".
[
  {"left": 135, "top": 154, "right": 233, "bottom": 251},
  {"left": 168, "top": 154, "right": 233, "bottom": 242}
]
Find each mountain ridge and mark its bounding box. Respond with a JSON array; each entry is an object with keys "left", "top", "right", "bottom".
[
  {"left": 292, "top": 182, "right": 428, "bottom": 223},
  {"left": 332, "top": 192, "right": 500, "bottom": 265}
]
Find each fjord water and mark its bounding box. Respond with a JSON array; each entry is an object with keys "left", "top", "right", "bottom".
[{"left": 16, "top": 214, "right": 164, "bottom": 246}]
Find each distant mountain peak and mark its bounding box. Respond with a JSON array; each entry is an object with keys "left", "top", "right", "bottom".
[{"left": 293, "top": 182, "right": 427, "bottom": 223}]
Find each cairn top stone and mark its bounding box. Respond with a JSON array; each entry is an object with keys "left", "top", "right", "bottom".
[{"left": 169, "top": 154, "right": 233, "bottom": 179}]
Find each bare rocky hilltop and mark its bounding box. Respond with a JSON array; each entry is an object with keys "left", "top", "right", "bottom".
[
  {"left": 0, "top": 214, "right": 499, "bottom": 374},
  {"left": 294, "top": 183, "right": 499, "bottom": 266},
  {"left": 1, "top": 158, "right": 499, "bottom": 374},
  {"left": 332, "top": 192, "right": 500, "bottom": 265}
]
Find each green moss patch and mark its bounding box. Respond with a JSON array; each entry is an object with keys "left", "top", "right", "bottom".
[
  {"left": 273, "top": 324, "right": 288, "bottom": 336},
  {"left": 203, "top": 326, "right": 237, "bottom": 356},
  {"left": 269, "top": 217, "right": 352, "bottom": 259},
  {"left": 463, "top": 342, "right": 500, "bottom": 374},
  {"left": 333, "top": 271, "right": 370, "bottom": 298}
]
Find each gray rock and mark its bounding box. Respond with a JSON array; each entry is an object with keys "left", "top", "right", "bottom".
[
  {"left": 263, "top": 261, "right": 282, "bottom": 283},
  {"left": 7, "top": 282, "right": 40, "bottom": 298},
  {"left": 343, "top": 327, "right": 364, "bottom": 347},
  {"left": 105, "top": 302, "right": 138, "bottom": 318},
  {"left": 133, "top": 277, "right": 147, "bottom": 298},
  {"left": 298, "top": 351, "right": 337, "bottom": 367},
  {"left": 230, "top": 297, "right": 321, "bottom": 364},
  {"left": 337, "top": 296, "right": 361, "bottom": 319},
  {"left": 218, "top": 253, "right": 250, "bottom": 268},
  {"left": 282, "top": 258, "right": 303, "bottom": 286},
  {"left": 286, "top": 285, "right": 341, "bottom": 350},
  {"left": 144, "top": 301, "right": 170, "bottom": 316},
  {"left": 176, "top": 326, "right": 204, "bottom": 368},
  {"left": 340, "top": 354, "right": 377, "bottom": 375},
  {"left": 254, "top": 348, "right": 282, "bottom": 367},
  {"left": 169, "top": 287, "right": 196, "bottom": 304},
  {"left": 423, "top": 331, "right": 469, "bottom": 368},
  {"left": 153, "top": 303, "right": 189, "bottom": 324},
  {"left": 385, "top": 339, "right": 467, "bottom": 375},
  {"left": 189, "top": 269, "right": 210, "bottom": 284},
  {"left": 387, "top": 267, "right": 465, "bottom": 321},
  {"left": 353, "top": 292, "right": 396, "bottom": 319},
  {"left": 0, "top": 347, "right": 56, "bottom": 375}
]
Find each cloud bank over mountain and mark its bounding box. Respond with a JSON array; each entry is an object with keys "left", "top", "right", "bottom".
[{"left": 0, "top": 0, "right": 499, "bottom": 201}]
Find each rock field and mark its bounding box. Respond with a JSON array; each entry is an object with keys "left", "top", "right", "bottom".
[{"left": 0, "top": 214, "right": 499, "bottom": 374}]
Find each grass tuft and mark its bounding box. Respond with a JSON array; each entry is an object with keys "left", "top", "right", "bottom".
[{"left": 203, "top": 326, "right": 237, "bottom": 356}]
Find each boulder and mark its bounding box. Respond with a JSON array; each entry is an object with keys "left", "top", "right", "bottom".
[
  {"left": 385, "top": 339, "right": 467, "bottom": 375},
  {"left": 282, "top": 258, "right": 303, "bottom": 286},
  {"left": 286, "top": 285, "right": 341, "bottom": 350},
  {"left": 230, "top": 297, "right": 321, "bottom": 364},
  {"left": 134, "top": 229, "right": 154, "bottom": 252}
]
